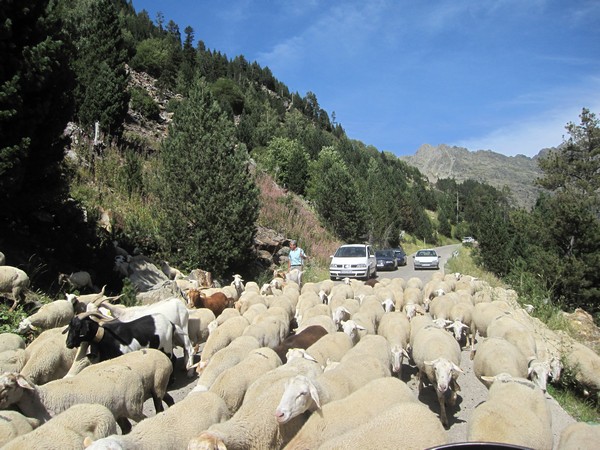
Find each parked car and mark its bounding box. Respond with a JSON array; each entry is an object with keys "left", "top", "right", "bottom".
[
  {"left": 375, "top": 249, "right": 398, "bottom": 271},
  {"left": 413, "top": 249, "right": 440, "bottom": 270},
  {"left": 462, "top": 236, "right": 476, "bottom": 244},
  {"left": 329, "top": 244, "right": 377, "bottom": 280},
  {"left": 391, "top": 247, "right": 407, "bottom": 266}
]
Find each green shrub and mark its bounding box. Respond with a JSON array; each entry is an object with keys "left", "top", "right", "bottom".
[{"left": 130, "top": 87, "right": 160, "bottom": 120}]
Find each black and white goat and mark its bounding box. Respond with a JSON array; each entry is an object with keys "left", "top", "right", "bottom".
[{"left": 64, "top": 312, "right": 185, "bottom": 377}]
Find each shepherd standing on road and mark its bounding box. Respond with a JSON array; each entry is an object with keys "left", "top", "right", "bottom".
[{"left": 288, "top": 240, "right": 307, "bottom": 272}]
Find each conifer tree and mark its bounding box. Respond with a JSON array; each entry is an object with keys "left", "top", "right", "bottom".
[
  {"left": 0, "top": 0, "right": 74, "bottom": 232},
  {"left": 307, "top": 147, "right": 366, "bottom": 242},
  {"left": 156, "top": 78, "right": 259, "bottom": 277}
]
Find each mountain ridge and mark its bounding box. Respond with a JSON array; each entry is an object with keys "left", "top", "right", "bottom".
[{"left": 400, "top": 143, "right": 548, "bottom": 209}]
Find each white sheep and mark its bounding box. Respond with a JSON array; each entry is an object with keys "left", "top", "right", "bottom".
[
  {"left": 194, "top": 335, "right": 260, "bottom": 391},
  {"left": 408, "top": 313, "right": 434, "bottom": 348},
  {"left": 284, "top": 376, "right": 416, "bottom": 449},
  {"left": 209, "top": 347, "right": 282, "bottom": 413},
  {"left": 19, "top": 327, "right": 77, "bottom": 384},
  {"left": 160, "top": 260, "right": 184, "bottom": 280},
  {"left": 0, "top": 366, "right": 146, "bottom": 434},
  {"left": 448, "top": 300, "right": 474, "bottom": 350},
  {"left": 275, "top": 335, "right": 391, "bottom": 423},
  {"left": 58, "top": 271, "right": 95, "bottom": 292},
  {"left": 471, "top": 301, "right": 512, "bottom": 341},
  {"left": 84, "top": 391, "right": 231, "bottom": 450},
  {"left": 562, "top": 340, "right": 600, "bottom": 399},
  {"left": 0, "top": 333, "right": 26, "bottom": 352},
  {"left": 302, "top": 331, "right": 354, "bottom": 367},
  {"left": 295, "top": 314, "right": 337, "bottom": 334},
  {"left": 557, "top": 422, "right": 600, "bottom": 450},
  {"left": 317, "top": 401, "right": 448, "bottom": 449},
  {"left": 242, "top": 313, "right": 289, "bottom": 348},
  {"left": 0, "top": 266, "right": 30, "bottom": 310},
  {"left": 188, "top": 351, "right": 323, "bottom": 450},
  {"left": 487, "top": 314, "right": 537, "bottom": 361},
  {"left": 0, "top": 348, "right": 28, "bottom": 373},
  {"left": 16, "top": 299, "right": 75, "bottom": 334},
  {"left": 196, "top": 315, "right": 250, "bottom": 371},
  {"left": 230, "top": 274, "right": 245, "bottom": 298},
  {"left": 187, "top": 307, "right": 216, "bottom": 351},
  {"left": 377, "top": 311, "right": 410, "bottom": 375},
  {"left": 1, "top": 403, "right": 117, "bottom": 450},
  {"left": 467, "top": 373, "right": 553, "bottom": 449},
  {"left": 80, "top": 348, "right": 174, "bottom": 414},
  {"left": 472, "top": 337, "right": 529, "bottom": 388},
  {"left": 339, "top": 319, "right": 365, "bottom": 344},
  {"left": 0, "top": 410, "right": 40, "bottom": 447},
  {"left": 411, "top": 324, "right": 463, "bottom": 427}
]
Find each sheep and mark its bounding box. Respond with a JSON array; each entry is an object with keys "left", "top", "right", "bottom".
[
  {"left": 58, "top": 271, "right": 95, "bottom": 292},
  {"left": 562, "top": 340, "right": 600, "bottom": 399},
  {"left": 472, "top": 337, "right": 529, "bottom": 388},
  {"left": 448, "top": 300, "right": 474, "bottom": 350},
  {"left": 411, "top": 324, "right": 463, "bottom": 427},
  {"left": 298, "top": 303, "right": 331, "bottom": 325},
  {"left": 160, "top": 260, "right": 184, "bottom": 280},
  {"left": 242, "top": 312, "right": 289, "bottom": 349},
  {"left": 0, "top": 266, "right": 30, "bottom": 310},
  {"left": 0, "top": 349, "right": 28, "bottom": 373},
  {"left": 467, "top": 373, "right": 553, "bottom": 449},
  {"left": 188, "top": 351, "right": 323, "bottom": 450},
  {"left": 84, "top": 391, "right": 231, "bottom": 450},
  {"left": 284, "top": 377, "right": 416, "bottom": 450},
  {"left": 234, "top": 291, "right": 266, "bottom": 315},
  {"left": 557, "top": 422, "right": 600, "bottom": 450},
  {"left": 408, "top": 313, "right": 434, "bottom": 348},
  {"left": 16, "top": 299, "right": 75, "bottom": 334},
  {"left": 19, "top": 327, "right": 77, "bottom": 384},
  {"left": 377, "top": 311, "right": 410, "bottom": 376},
  {"left": 405, "top": 276, "right": 423, "bottom": 290},
  {"left": 275, "top": 335, "right": 391, "bottom": 423},
  {"left": 487, "top": 314, "right": 537, "bottom": 362},
  {"left": 196, "top": 315, "right": 250, "bottom": 371},
  {"left": 230, "top": 274, "right": 245, "bottom": 298},
  {"left": 1, "top": 403, "right": 116, "bottom": 450},
  {"left": 0, "top": 251, "right": 5, "bottom": 265},
  {"left": 295, "top": 314, "right": 337, "bottom": 335},
  {"left": 285, "top": 268, "right": 303, "bottom": 287},
  {"left": 81, "top": 348, "right": 174, "bottom": 414},
  {"left": 302, "top": 331, "right": 354, "bottom": 367},
  {"left": 317, "top": 401, "right": 448, "bottom": 450},
  {"left": 0, "top": 367, "right": 146, "bottom": 434},
  {"left": 187, "top": 307, "right": 216, "bottom": 351},
  {"left": 0, "top": 410, "right": 40, "bottom": 447},
  {"left": 194, "top": 335, "right": 261, "bottom": 391},
  {"left": 209, "top": 347, "right": 282, "bottom": 413},
  {"left": 295, "top": 291, "right": 321, "bottom": 322},
  {"left": 471, "top": 301, "right": 512, "bottom": 342},
  {"left": 0, "top": 333, "right": 25, "bottom": 353}
]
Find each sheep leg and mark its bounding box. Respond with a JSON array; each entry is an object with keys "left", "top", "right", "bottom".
[
  {"left": 437, "top": 390, "right": 449, "bottom": 428},
  {"left": 152, "top": 394, "right": 165, "bottom": 413},
  {"left": 117, "top": 417, "right": 133, "bottom": 434},
  {"left": 163, "top": 392, "right": 175, "bottom": 407}
]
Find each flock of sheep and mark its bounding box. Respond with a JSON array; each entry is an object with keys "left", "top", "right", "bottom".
[{"left": 1, "top": 255, "right": 600, "bottom": 449}]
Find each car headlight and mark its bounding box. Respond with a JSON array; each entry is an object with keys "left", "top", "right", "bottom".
[{"left": 356, "top": 263, "right": 367, "bottom": 268}]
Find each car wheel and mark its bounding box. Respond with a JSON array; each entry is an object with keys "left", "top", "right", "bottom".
[{"left": 363, "top": 269, "right": 370, "bottom": 281}]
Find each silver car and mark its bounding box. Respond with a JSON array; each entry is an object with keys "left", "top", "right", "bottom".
[
  {"left": 329, "top": 244, "right": 377, "bottom": 280},
  {"left": 413, "top": 249, "right": 440, "bottom": 270}
]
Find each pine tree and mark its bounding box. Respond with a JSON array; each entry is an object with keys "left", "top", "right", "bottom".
[
  {"left": 0, "top": 0, "right": 75, "bottom": 232},
  {"left": 156, "top": 78, "right": 259, "bottom": 277},
  {"left": 307, "top": 147, "right": 366, "bottom": 242}
]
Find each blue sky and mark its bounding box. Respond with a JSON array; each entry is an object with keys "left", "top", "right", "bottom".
[{"left": 133, "top": 0, "right": 600, "bottom": 157}]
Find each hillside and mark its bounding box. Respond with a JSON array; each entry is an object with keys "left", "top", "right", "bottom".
[{"left": 401, "top": 144, "right": 545, "bottom": 210}]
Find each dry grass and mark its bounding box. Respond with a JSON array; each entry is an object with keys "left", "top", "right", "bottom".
[{"left": 256, "top": 171, "right": 341, "bottom": 273}]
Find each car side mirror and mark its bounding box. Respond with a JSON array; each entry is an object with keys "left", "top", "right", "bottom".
[{"left": 438, "top": 255, "right": 441, "bottom": 259}]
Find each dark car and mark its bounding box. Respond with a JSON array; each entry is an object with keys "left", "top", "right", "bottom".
[
  {"left": 375, "top": 249, "right": 398, "bottom": 271},
  {"left": 392, "top": 247, "right": 407, "bottom": 266}
]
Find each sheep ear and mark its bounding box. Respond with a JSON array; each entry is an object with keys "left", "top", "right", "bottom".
[
  {"left": 83, "top": 436, "right": 94, "bottom": 448},
  {"left": 15, "top": 374, "right": 34, "bottom": 390},
  {"left": 308, "top": 380, "right": 321, "bottom": 408},
  {"left": 61, "top": 325, "right": 69, "bottom": 334},
  {"left": 424, "top": 360, "right": 433, "bottom": 367},
  {"left": 480, "top": 375, "right": 496, "bottom": 383},
  {"left": 452, "top": 363, "right": 464, "bottom": 374},
  {"left": 356, "top": 324, "right": 366, "bottom": 331}
]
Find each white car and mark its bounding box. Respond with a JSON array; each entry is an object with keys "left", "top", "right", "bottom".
[
  {"left": 329, "top": 244, "right": 377, "bottom": 280},
  {"left": 413, "top": 249, "right": 440, "bottom": 270}
]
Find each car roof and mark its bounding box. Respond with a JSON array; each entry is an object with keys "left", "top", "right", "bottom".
[{"left": 339, "top": 244, "right": 368, "bottom": 248}]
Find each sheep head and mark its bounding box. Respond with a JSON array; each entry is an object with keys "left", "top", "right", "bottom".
[{"left": 0, "top": 372, "right": 34, "bottom": 408}]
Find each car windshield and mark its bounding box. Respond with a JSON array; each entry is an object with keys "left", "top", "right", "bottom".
[
  {"left": 335, "top": 246, "right": 367, "bottom": 258},
  {"left": 416, "top": 250, "right": 436, "bottom": 257},
  {"left": 375, "top": 250, "right": 394, "bottom": 257}
]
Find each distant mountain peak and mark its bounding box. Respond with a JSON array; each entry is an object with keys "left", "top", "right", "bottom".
[{"left": 401, "top": 144, "right": 546, "bottom": 210}]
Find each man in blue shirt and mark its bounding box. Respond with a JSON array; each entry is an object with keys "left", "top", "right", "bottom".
[{"left": 287, "top": 240, "right": 307, "bottom": 272}]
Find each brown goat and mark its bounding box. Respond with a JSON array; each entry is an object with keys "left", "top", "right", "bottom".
[
  {"left": 273, "top": 325, "right": 329, "bottom": 363},
  {"left": 188, "top": 289, "right": 233, "bottom": 317}
]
